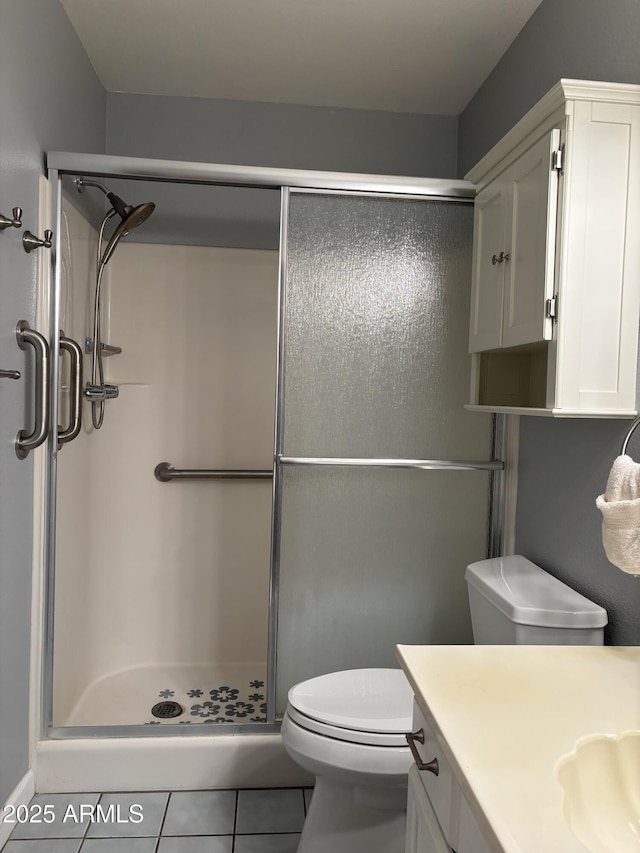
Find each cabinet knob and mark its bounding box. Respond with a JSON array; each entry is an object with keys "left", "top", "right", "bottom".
[{"left": 492, "top": 251, "right": 510, "bottom": 265}]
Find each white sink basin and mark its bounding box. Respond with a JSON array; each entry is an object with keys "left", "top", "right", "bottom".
[{"left": 556, "top": 731, "right": 640, "bottom": 852}]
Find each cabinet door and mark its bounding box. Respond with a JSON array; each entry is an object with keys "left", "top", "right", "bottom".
[
  {"left": 406, "top": 766, "right": 452, "bottom": 853},
  {"left": 502, "top": 129, "right": 561, "bottom": 348},
  {"left": 457, "top": 793, "right": 492, "bottom": 853},
  {"left": 469, "top": 178, "right": 507, "bottom": 353}
]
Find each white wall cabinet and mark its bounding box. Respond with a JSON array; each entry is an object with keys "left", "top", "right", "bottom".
[{"left": 467, "top": 80, "right": 640, "bottom": 417}]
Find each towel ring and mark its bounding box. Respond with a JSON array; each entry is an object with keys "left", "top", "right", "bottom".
[{"left": 621, "top": 415, "right": 640, "bottom": 455}]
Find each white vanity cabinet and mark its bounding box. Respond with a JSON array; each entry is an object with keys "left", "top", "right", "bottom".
[
  {"left": 405, "top": 701, "right": 493, "bottom": 853},
  {"left": 466, "top": 79, "right": 640, "bottom": 417}
]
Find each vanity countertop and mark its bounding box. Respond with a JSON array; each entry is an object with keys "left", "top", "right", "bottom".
[{"left": 396, "top": 644, "right": 640, "bottom": 853}]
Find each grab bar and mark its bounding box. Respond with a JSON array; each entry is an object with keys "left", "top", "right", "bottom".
[
  {"left": 155, "top": 462, "right": 273, "bottom": 482},
  {"left": 58, "top": 331, "right": 83, "bottom": 446},
  {"left": 15, "top": 320, "right": 50, "bottom": 459}
]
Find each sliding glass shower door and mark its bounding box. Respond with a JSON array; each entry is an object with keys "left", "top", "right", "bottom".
[{"left": 273, "top": 190, "right": 495, "bottom": 713}]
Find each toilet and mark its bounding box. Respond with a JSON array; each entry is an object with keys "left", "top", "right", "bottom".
[{"left": 281, "top": 556, "right": 608, "bottom": 853}]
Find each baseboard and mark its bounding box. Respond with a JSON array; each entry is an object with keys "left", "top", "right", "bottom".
[{"left": 0, "top": 770, "right": 36, "bottom": 848}]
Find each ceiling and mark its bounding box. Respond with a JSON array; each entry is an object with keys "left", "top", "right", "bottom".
[{"left": 60, "top": 0, "right": 543, "bottom": 115}]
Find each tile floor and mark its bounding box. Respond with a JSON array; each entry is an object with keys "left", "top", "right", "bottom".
[{"left": 2, "top": 788, "right": 312, "bottom": 852}]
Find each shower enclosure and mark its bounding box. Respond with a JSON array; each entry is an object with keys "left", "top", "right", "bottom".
[{"left": 35, "top": 154, "right": 504, "bottom": 747}]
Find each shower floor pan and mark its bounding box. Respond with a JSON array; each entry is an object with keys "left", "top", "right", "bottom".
[{"left": 57, "top": 662, "right": 267, "bottom": 727}]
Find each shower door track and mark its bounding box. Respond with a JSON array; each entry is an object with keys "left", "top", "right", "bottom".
[
  {"left": 42, "top": 155, "right": 507, "bottom": 741},
  {"left": 47, "top": 152, "right": 475, "bottom": 198}
]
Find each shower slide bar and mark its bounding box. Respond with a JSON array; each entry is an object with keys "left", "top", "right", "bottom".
[
  {"left": 278, "top": 456, "right": 504, "bottom": 472},
  {"left": 154, "top": 462, "right": 273, "bottom": 482}
]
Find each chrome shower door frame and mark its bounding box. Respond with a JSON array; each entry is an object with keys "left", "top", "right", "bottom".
[{"left": 40, "top": 154, "right": 505, "bottom": 740}]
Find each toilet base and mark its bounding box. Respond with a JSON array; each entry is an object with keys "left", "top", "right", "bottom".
[{"left": 298, "top": 776, "right": 406, "bottom": 853}]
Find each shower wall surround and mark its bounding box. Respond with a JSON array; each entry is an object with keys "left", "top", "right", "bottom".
[{"left": 53, "top": 197, "right": 278, "bottom": 727}]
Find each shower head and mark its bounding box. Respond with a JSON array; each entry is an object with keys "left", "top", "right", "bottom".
[
  {"left": 100, "top": 202, "right": 155, "bottom": 265},
  {"left": 75, "top": 177, "right": 155, "bottom": 265}
]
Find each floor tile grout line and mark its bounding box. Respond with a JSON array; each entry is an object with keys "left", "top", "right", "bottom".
[
  {"left": 81, "top": 792, "right": 102, "bottom": 841},
  {"left": 153, "top": 789, "right": 171, "bottom": 853},
  {"left": 157, "top": 790, "right": 171, "bottom": 838},
  {"left": 231, "top": 789, "right": 239, "bottom": 853}
]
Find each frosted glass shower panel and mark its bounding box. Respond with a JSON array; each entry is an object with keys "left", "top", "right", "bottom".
[
  {"left": 275, "top": 465, "right": 490, "bottom": 714},
  {"left": 282, "top": 193, "right": 490, "bottom": 459},
  {"left": 275, "top": 192, "right": 495, "bottom": 713}
]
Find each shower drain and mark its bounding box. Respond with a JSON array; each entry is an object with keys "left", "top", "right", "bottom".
[{"left": 151, "top": 701, "right": 184, "bottom": 719}]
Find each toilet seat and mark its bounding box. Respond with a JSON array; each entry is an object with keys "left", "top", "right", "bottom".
[
  {"left": 286, "top": 668, "right": 413, "bottom": 747},
  {"left": 286, "top": 705, "right": 409, "bottom": 746}
]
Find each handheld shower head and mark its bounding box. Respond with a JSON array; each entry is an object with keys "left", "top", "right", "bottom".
[
  {"left": 75, "top": 177, "right": 155, "bottom": 264},
  {"left": 100, "top": 201, "right": 156, "bottom": 266}
]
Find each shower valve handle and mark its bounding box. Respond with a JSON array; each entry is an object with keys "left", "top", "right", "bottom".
[
  {"left": 85, "top": 383, "right": 119, "bottom": 402},
  {"left": 23, "top": 229, "right": 53, "bottom": 253}
]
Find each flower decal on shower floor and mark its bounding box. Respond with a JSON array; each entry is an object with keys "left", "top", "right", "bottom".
[
  {"left": 209, "top": 686, "right": 239, "bottom": 703},
  {"left": 190, "top": 701, "right": 222, "bottom": 718},
  {"left": 224, "top": 702, "right": 255, "bottom": 718},
  {"left": 146, "top": 677, "right": 266, "bottom": 724}
]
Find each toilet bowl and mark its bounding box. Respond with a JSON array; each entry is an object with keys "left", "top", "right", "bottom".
[{"left": 281, "top": 668, "right": 414, "bottom": 853}]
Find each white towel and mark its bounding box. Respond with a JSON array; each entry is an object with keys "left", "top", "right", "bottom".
[{"left": 596, "top": 455, "right": 640, "bottom": 575}]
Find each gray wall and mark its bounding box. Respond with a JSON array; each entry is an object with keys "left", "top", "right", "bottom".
[
  {"left": 458, "top": 0, "right": 640, "bottom": 644},
  {"left": 458, "top": 0, "right": 640, "bottom": 176},
  {"left": 0, "top": 0, "right": 105, "bottom": 804},
  {"left": 105, "top": 94, "right": 459, "bottom": 248}
]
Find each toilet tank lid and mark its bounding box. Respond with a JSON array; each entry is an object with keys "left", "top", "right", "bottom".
[{"left": 465, "top": 556, "right": 608, "bottom": 629}]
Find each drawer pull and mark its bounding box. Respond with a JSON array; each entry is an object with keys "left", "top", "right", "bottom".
[{"left": 406, "top": 728, "right": 439, "bottom": 776}]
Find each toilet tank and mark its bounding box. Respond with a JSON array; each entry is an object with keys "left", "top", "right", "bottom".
[{"left": 465, "top": 556, "right": 607, "bottom": 645}]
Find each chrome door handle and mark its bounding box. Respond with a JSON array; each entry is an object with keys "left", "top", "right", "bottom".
[
  {"left": 58, "top": 332, "right": 83, "bottom": 446},
  {"left": 15, "top": 320, "right": 50, "bottom": 459},
  {"left": 406, "top": 729, "right": 439, "bottom": 775}
]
